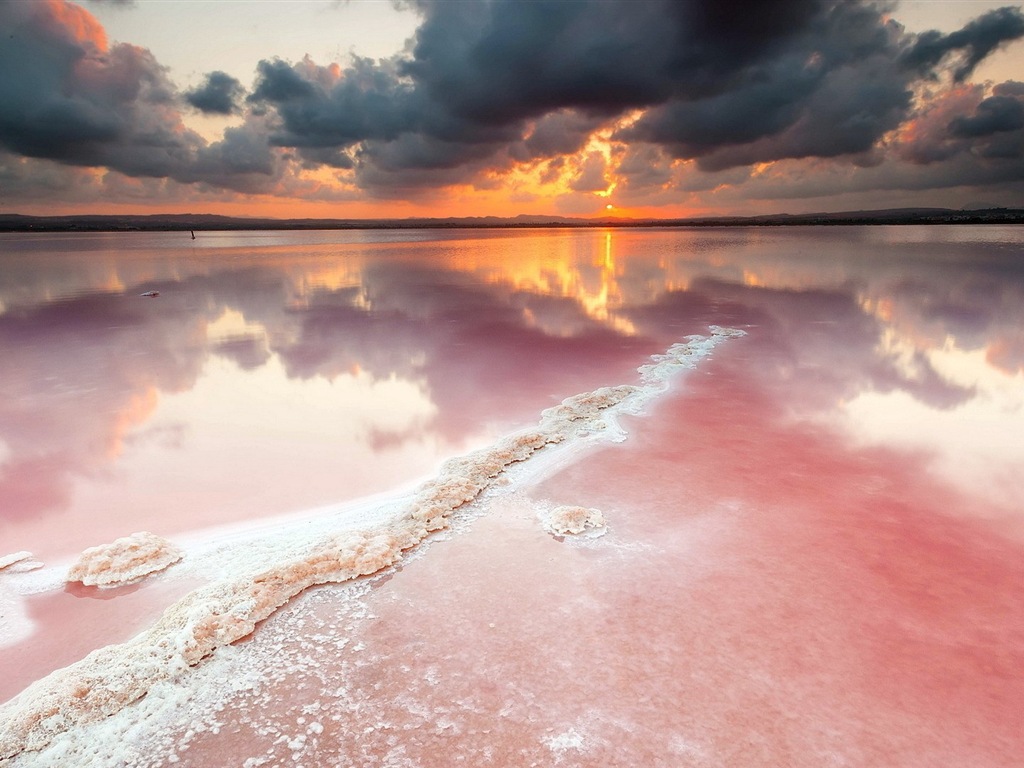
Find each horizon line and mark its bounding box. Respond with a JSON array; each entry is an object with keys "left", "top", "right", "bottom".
[{"left": 1, "top": 206, "right": 1023, "bottom": 233}]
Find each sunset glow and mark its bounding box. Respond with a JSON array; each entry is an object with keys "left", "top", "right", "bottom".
[
  {"left": 3, "top": 6, "right": 1024, "bottom": 767},
  {"left": 0, "top": 0, "right": 1021, "bottom": 219}
]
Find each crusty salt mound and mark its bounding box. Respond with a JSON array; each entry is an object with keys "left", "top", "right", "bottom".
[
  {"left": 541, "top": 385, "right": 639, "bottom": 424},
  {"left": 0, "top": 551, "right": 39, "bottom": 573},
  {"left": 0, "top": 328, "right": 744, "bottom": 762},
  {"left": 65, "top": 532, "right": 184, "bottom": 588},
  {"left": 547, "top": 506, "right": 606, "bottom": 535}
]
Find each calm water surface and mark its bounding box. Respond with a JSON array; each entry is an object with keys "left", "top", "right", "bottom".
[
  {"left": 1, "top": 226, "right": 1022, "bottom": 560},
  {"left": 2, "top": 225, "right": 1024, "bottom": 765}
]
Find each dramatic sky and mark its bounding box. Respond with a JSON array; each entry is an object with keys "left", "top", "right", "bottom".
[{"left": 1, "top": 0, "right": 1023, "bottom": 218}]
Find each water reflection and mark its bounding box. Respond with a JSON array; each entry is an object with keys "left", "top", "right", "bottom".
[{"left": 1, "top": 226, "right": 1022, "bottom": 560}]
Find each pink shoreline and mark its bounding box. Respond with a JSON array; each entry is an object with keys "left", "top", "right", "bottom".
[
  {"left": 42, "top": 347, "right": 1022, "bottom": 766},
  {"left": 0, "top": 332, "right": 738, "bottom": 762},
  {"left": 4, "top": 328, "right": 1023, "bottom": 766},
  {"left": 0, "top": 577, "right": 203, "bottom": 706}
]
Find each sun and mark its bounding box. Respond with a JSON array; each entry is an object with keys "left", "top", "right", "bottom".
[{"left": 605, "top": 204, "right": 614, "bottom": 210}]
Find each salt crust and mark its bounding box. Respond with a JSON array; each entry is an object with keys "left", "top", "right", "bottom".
[
  {"left": 0, "top": 327, "right": 744, "bottom": 762},
  {"left": 0, "top": 553, "right": 38, "bottom": 573},
  {"left": 546, "top": 506, "right": 606, "bottom": 536},
  {"left": 65, "top": 533, "right": 184, "bottom": 588}
]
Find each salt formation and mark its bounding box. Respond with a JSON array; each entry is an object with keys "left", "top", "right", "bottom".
[
  {"left": 0, "top": 433, "right": 563, "bottom": 761},
  {"left": 540, "top": 385, "right": 638, "bottom": 425},
  {"left": 547, "top": 506, "right": 606, "bottom": 535},
  {"left": 0, "top": 552, "right": 38, "bottom": 573},
  {"left": 0, "top": 327, "right": 744, "bottom": 762},
  {"left": 65, "top": 532, "right": 184, "bottom": 588}
]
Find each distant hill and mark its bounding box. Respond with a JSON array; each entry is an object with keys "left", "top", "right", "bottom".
[{"left": 0, "top": 207, "right": 1022, "bottom": 233}]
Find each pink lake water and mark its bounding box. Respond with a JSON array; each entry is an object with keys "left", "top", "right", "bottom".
[{"left": 1, "top": 226, "right": 1023, "bottom": 766}]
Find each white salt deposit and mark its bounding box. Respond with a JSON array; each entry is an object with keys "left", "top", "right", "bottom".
[
  {"left": 545, "top": 506, "right": 606, "bottom": 536},
  {"left": 544, "top": 727, "right": 586, "bottom": 753},
  {"left": 0, "top": 552, "right": 40, "bottom": 573},
  {"left": 0, "top": 328, "right": 744, "bottom": 762},
  {"left": 65, "top": 532, "right": 184, "bottom": 588}
]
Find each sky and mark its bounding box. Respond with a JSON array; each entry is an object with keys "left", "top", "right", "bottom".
[{"left": 1, "top": 0, "right": 1023, "bottom": 219}]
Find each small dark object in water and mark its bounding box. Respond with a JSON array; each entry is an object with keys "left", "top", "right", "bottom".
[
  {"left": 140, "top": 291, "right": 160, "bottom": 298},
  {"left": 191, "top": 230, "right": 195, "bottom": 240}
]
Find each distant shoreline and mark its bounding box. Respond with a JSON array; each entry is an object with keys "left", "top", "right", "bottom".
[{"left": 1, "top": 207, "right": 1022, "bottom": 233}]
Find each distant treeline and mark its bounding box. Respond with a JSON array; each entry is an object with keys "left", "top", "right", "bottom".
[{"left": 0, "top": 208, "right": 1022, "bottom": 233}]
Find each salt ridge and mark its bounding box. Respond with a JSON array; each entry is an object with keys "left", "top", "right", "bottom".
[
  {"left": 0, "top": 327, "right": 743, "bottom": 762},
  {"left": 0, "top": 553, "right": 35, "bottom": 573},
  {"left": 65, "top": 532, "right": 183, "bottom": 588}
]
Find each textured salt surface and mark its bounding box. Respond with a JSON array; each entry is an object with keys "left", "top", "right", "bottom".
[
  {"left": 0, "top": 328, "right": 742, "bottom": 762},
  {"left": 0, "top": 554, "right": 39, "bottom": 574},
  {"left": 545, "top": 505, "right": 606, "bottom": 535},
  {"left": 65, "top": 533, "right": 183, "bottom": 588},
  {"left": 0, "top": 554, "right": 33, "bottom": 572}
]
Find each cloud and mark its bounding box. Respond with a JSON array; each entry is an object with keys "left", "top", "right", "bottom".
[
  {"left": 613, "top": 144, "right": 676, "bottom": 193},
  {"left": 0, "top": 0, "right": 293, "bottom": 193},
  {"left": 239, "top": 0, "right": 835, "bottom": 191},
  {"left": 242, "top": 0, "right": 1024, "bottom": 196},
  {"left": 0, "top": 2, "right": 185, "bottom": 167},
  {"left": 186, "top": 71, "right": 245, "bottom": 115},
  {"left": 2, "top": 0, "right": 1024, "bottom": 210},
  {"left": 893, "top": 79, "right": 1024, "bottom": 170},
  {"left": 250, "top": 56, "right": 415, "bottom": 147},
  {"left": 569, "top": 151, "right": 609, "bottom": 193},
  {"left": 948, "top": 94, "right": 1024, "bottom": 138},
  {"left": 400, "top": 0, "right": 827, "bottom": 122},
  {"left": 511, "top": 110, "right": 605, "bottom": 162},
  {"left": 900, "top": 6, "right": 1024, "bottom": 82},
  {"left": 621, "top": 5, "right": 1024, "bottom": 172}
]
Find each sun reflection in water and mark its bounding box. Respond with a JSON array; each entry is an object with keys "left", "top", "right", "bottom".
[{"left": 439, "top": 230, "right": 637, "bottom": 336}]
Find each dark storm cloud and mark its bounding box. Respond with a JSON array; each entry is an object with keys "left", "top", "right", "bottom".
[
  {"left": 620, "top": 4, "right": 1024, "bottom": 171},
  {"left": 511, "top": 110, "right": 604, "bottom": 162},
  {"left": 249, "top": 59, "right": 320, "bottom": 103},
  {"left": 3, "top": 0, "right": 1024, "bottom": 202},
  {"left": 248, "top": 53, "right": 526, "bottom": 190},
  {"left": 0, "top": 4, "right": 179, "bottom": 166},
  {"left": 948, "top": 95, "right": 1024, "bottom": 137},
  {"left": 186, "top": 71, "right": 245, "bottom": 115},
  {"left": 187, "top": 123, "right": 279, "bottom": 179},
  {"left": 900, "top": 6, "right": 1024, "bottom": 81},
  {"left": 242, "top": 0, "right": 1024, "bottom": 189},
  {"left": 250, "top": 56, "right": 415, "bottom": 146},
  {"left": 887, "top": 79, "right": 1024, "bottom": 171},
  {"left": 242, "top": 0, "right": 834, "bottom": 188},
  {"left": 0, "top": 1, "right": 283, "bottom": 192},
  {"left": 399, "top": 0, "right": 826, "bottom": 123}
]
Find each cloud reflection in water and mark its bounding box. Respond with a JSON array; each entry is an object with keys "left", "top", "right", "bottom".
[{"left": 0, "top": 225, "right": 1022, "bottom": 559}]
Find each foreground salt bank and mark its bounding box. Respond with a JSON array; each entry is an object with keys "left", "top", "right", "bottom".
[{"left": 0, "top": 329, "right": 746, "bottom": 763}]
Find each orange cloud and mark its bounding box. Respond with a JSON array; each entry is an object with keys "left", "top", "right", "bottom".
[{"left": 38, "top": 0, "right": 108, "bottom": 52}]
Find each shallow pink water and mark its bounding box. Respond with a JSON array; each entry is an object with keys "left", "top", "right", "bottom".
[
  {"left": 0, "top": 577, "right": 200, "bottom": 704},
  {"left": 67, "top": 341, "right": 1024, "bottom": 767},
  {"left": 2, "top": 226, "right": 1024, "bottom": 765}
]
